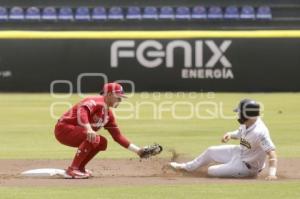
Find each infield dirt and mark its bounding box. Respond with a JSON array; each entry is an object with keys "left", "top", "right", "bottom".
[{"left": 0, "top": 157, "right": 299, "bottom": 187}]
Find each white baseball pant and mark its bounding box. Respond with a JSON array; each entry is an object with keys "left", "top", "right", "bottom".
[{"left": 184, "top": 145, "right": 256, "bottom": 178}]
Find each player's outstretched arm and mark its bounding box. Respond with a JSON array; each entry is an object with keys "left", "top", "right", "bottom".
[
  {"left": 265, "top": 150, "right": 278, "bottom": 180},
  {"left": 107, "top": 127, "right": 162, "bottom": 158}
]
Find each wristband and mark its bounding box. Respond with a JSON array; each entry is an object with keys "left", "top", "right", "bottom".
[
  {"left": 128, "top": 143, "right": 141, "bottom": 153},
  {"left": 268, "top": 167, "right": 277, "bottom": 176}
]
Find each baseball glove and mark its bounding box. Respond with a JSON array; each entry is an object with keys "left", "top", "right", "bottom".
[{"left": 139, "top": 143, "right": 163, "bottom": 159}]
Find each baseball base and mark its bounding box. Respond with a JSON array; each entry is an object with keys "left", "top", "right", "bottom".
[{"left": 21, "top": 168, "right": 69, "bottom": 178}]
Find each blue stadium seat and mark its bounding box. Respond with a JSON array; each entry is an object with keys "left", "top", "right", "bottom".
[
  {"left": 126, "top": 6, "right": 142, "bottom": 20},
  {"left": 159, "top": 6, "right": 174, "bottom": 19},
  {"left": 42, "top": 7, "right": 57, "bottom": 21},
  {"left": 0, "top": 6, "right": 8, "bottom": 21},
  {"left": 208, "top": 6, "right": 223, "bottom": 19},
  {"left": 9, "top": 6, "right": 24, "bottom": 21},
  {"left": 257, "top": 6, "right": 272, "bottom": 20},
  {"left": 108, "top": 7, "right": 124, "bottom": 20},
  {"left": 75, "top": 7, "right": 90, "bottom": 21},
  {"left": 240, "top": 6, "right": 255, "bottom": 19},
  {"left": 58, "top": 7, "right": 74, "bottom": 21},
  {"left": 91, "top": 7, "right": 107, "bottom": 20},
  {"left": 191, "top": 6, "right": 206, "bottom": 19},
  {"left": 25, "top": 7, "right": 40, "bottom": 21},
  {"left": 175, "top": 6, "right": 190, "bottom": 19},
  {"left": 143, "top": 6, "right": 158, "bottom": 19},
  {"left": 224, "top": 6, "right": 239, "bottom": 19}
]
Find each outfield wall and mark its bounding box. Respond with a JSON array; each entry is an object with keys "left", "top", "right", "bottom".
[{"left": 0, "top": 30, "right": 299, "bottom": 92}]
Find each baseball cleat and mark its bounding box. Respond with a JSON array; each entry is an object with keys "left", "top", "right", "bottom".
[
  {"left": 169, "top": 162, "right": 187, "bottom": 171},
  {"left": 65, "top": 167, "right": 89, "bottom": 179},
  {"left": 80, "top": 168, "right": 93, "bottom": 177}
]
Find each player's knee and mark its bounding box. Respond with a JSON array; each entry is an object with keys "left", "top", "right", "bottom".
[
  {"left": 207, "top": 165, "right": 219, "bottom": 177},
  {"left": 206, "top": 146, "right": 217, "bottom": 155},
  {"left": 97, "top": 136, "right": 107, "bottom": 151}
]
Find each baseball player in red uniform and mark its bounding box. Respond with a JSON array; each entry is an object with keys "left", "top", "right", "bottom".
[{"left": 54, "top": 82, "right": 144, "bottom": 179}]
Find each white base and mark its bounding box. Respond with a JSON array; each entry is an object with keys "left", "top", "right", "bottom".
[{"left": 21, "top": 168, "right": 71, "bottom": 178}]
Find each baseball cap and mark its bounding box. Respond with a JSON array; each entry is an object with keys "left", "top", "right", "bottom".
[{"left": 100, "top": 82, "right": 127, "bottom": 98}]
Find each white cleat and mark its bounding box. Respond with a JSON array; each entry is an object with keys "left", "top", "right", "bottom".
[{"left": 169, "top": 162, "right": 187, "bottom": 171}]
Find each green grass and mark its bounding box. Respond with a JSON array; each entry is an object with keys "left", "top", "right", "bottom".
[
  {"left": 0, "top": 182, "right": 300, "bottom": 199},
  {"left": 0, "top": 93, "right": 299, "bottom": 159}
]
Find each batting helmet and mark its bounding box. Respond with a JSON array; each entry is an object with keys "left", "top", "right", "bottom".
[{"left": 234, "top": 99, "right": 260, "bottom": 124}]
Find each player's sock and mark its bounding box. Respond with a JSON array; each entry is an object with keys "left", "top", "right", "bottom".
[
  {"left": 79, "top": 149, "right": 99, "bottom": 171},
  {"left": 79, "top": 135, "right": 107, "bottom": 171},
  {"left": 70, "top": 140, "right": 93, "bottom": 169}
]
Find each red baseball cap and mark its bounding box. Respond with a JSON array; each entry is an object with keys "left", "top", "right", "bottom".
[{"left": 101, "top": 82, "right": 127, "bottom": 98}]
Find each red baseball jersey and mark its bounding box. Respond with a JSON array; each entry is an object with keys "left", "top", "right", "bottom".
[{"left": 58, "top": 96, "right": 130, "bottom": 148}]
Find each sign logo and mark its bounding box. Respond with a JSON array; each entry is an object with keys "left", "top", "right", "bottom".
[{"left": 111, "top": 40, "right": 234, "bottom": 79}]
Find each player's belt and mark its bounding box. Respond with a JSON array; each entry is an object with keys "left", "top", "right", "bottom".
[{"left": 243, "top": 161, "right": 252, "bottom": 169}]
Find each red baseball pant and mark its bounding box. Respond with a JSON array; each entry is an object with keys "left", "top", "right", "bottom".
[{"left": 55, "top": 122, "right": 107, "bottom": 170}]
